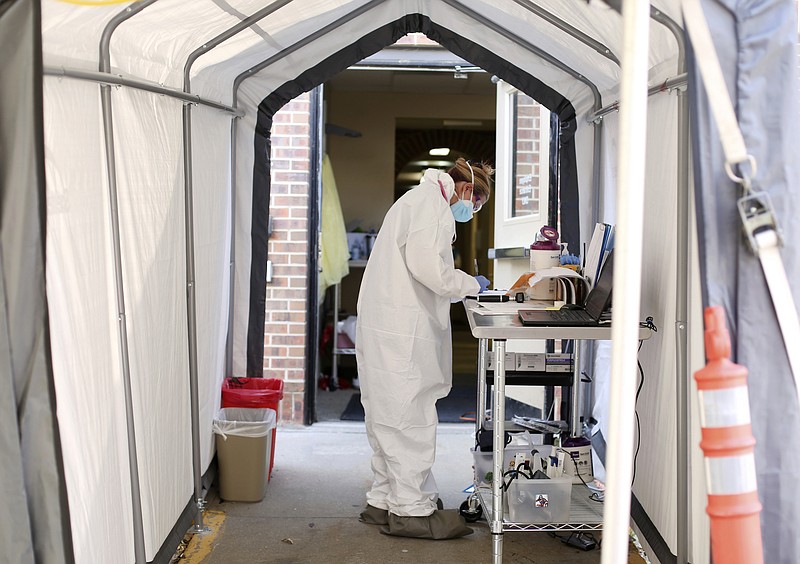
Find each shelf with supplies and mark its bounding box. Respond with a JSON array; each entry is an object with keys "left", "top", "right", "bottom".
[
  {"left": 329, "top": 259, "right": 367, "bottom": 387},
  {"left": 461, "top": 298, "right": 652, "bottom": 563},
  {"left": 484, "top": 350, "right": 574, "bottom": 386}
]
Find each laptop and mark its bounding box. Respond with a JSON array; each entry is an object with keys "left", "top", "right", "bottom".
[{"left": 518, "top": 250, "right": 614, "bottom": 327}]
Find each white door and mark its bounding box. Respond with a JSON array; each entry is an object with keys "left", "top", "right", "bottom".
[
  {"left": 492, "top": 81, "right": 554, "bottom": 413},
  {"left": 492, "top": 81, "right": 552, "bottom": 287}
]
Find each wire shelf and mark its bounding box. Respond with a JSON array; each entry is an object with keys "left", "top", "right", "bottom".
[{"left": 475, "top": 484, "right": 604, "bottom": 533}]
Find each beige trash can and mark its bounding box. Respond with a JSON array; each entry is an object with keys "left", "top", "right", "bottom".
[{"left": 213, "top": 408, "right": 277, "bottom": 502}]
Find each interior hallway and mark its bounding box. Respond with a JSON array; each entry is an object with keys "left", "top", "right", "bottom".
[{"left": 177, "top": 423, "right": 648, "bottom": 564}]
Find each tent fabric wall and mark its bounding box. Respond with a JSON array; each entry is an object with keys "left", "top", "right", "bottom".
[
  {"left": 27, "top": 0, "right": 799, "bottom": 562},
  {"left": 1, "top": 0, "right": 74, "bottom": 562},
  {"left": 689, "top": 1, "right": 800, "bottom": 562},
  {"left": 589, "top": 92, "right": 711, "bottom": 563},
  {"left": 43, "top": 74, "right": 230, "bottom": 562},
  {"left": 44, "top": 76, "right": 135, "bottom": 564}
]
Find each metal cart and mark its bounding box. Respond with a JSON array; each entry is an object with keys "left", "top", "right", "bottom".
[{"left": 461, "top": 299, "right": 652, "bottom": 563}]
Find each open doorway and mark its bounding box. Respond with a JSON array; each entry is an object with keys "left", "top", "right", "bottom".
[{"left": 314, "top": 39, "right": 497, "bottom": 423}]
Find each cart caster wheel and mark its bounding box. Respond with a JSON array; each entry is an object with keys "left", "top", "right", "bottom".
[{"left": 459, "top": 498, "right": 483, "bottom": 522}]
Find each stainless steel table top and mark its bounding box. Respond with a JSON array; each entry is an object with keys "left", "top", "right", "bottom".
[{"left": 463, "top": 299, "right": 653, "bottom": 341}]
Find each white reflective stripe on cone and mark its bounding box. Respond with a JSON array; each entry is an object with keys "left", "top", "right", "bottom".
[
  {"left": 705, "top": 454, "right": 758, "bottom": 495},
  {"left": 698, "top": 387, "right": 752, "bottom": 428}
]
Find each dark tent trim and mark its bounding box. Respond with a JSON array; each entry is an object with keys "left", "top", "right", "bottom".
[{"left": 247, "top": 13, "right": 580, "bottom": 376}]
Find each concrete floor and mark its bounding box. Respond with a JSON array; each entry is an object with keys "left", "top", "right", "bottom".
[{"left": 180, "top": 422, "right": 648, "bottom": 564}]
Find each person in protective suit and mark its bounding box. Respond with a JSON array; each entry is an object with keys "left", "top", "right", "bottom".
[{"left": 356, "top": 158, "right": 493, "bottom": 539}]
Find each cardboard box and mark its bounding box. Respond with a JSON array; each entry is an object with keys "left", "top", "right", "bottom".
[
  {"left": 545, "top": 353, "right": 573, "bottom": 373},
  {"left": 516, "top": 353, "right": 546, "bottom": 372},
  {"left": 486, "top": 351, "right": 516, "bottom": 372}
]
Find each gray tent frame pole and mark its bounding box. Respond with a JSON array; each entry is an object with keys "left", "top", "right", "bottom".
[
  {"left": 180, "top": 98, "right": 207, "bottom": 535},
  {"left": 180, "top": 0, "right": 295, "bottom": 532},
  {"left": 43, "top": 67, "right": 241, "bottom": 116},
  {"left": 231, "top": 0, "right": 602, "bottom": 110},
  {"left": 440, "top": 0, "right": 603, "bottom": 110},
  {"left": 512, "top": 0, "right": 621, "bottom": 66},
  {"left": 181, "top": 0, "right": 299, "bottom": 377},
  {"left": 650, "top": 7, "right": 690, "bottom": 564},
  {"left": 588, "top": 73, "right": 687, "bottom": 122},
  {"left": 97, "top": 2, "right": 160, "bottom": 562},
  {"left": 232, "top": 0, "right": 387, "bottom": 93},
  {"left": 228, "top": 116, "right": 238, "bottom": 376}
]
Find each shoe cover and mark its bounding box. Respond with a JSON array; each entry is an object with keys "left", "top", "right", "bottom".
[
  {"left": 359, "top": 504, "right": 389, "bottom": 525},
  {"left": 380, "top": 510, "right": 473, "bottom": 540}
]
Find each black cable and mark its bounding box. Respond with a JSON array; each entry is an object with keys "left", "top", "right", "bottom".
[{"left": 632, "top": 351, "right": 645, "bottom": 486}]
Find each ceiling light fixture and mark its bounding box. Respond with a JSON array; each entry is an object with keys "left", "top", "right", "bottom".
[{"left": 429, "top": 148, "right": 451, "bottom": 156}]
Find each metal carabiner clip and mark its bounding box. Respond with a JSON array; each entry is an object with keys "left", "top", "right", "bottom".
[{"left": 737, "top": 191, "right": 783, "bottom": 255}]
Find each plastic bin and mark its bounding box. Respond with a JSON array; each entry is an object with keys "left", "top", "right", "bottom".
[
  {"left": 221, "top": 378, "right": 284, "bottom": 479},
  {"left": 471, "top": 432, "right": 541, "bottom": 484},
  {"left": 506, "top": 476, "right": 572, "bottom": 523},
  {"left": 212, "top": 408, "right": 277, "bottom": 502}
]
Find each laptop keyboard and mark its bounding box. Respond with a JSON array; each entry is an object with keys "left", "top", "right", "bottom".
[{"left": 549, "top": 309, "right": 590, "bottom": 321}]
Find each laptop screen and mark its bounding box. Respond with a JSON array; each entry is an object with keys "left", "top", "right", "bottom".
[{"left": 584, "top": 250, "right": 614, "bottom": 319}]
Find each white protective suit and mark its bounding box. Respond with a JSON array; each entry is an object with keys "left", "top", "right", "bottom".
[{"left": 356, "top": 168, "right": 480, "bottom": 517}]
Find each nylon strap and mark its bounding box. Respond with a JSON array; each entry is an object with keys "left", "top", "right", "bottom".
[
  {"left": 682, "top": 0, "right": 800, "bottom": 401},
  {"left": 682, "top": 0, "right": 751, "bottom": 177},
  {"left": 754, "top": 230, "right": 800, "bottom": 392}
]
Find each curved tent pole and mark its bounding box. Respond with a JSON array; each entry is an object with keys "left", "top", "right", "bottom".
[
  {"left": 42, "top": 67, "right": 241, "bottom": 115},
  {"left": 649, "top": 7, "right": 691, "bottom": 564},
  {"left": 512, "top": 0, "right": 621, "bottom": 66},
  {"left": 232, "top": 0, "right": 602, "bottom": 108},
  {"left": 588, "top": 73, "right": 687, "bottom": 122},
  {"left": 180, "top": 0, "right": 296, "bottom": 380},
  {"left": 180, "top": 0, "right": 296, "bottom": 534},
  {"left": 231, "top": 2, "right": 603, "bottom": 380},
  {"left": 97, "top": 1, "right": 161, "bottom": 562},
  {"left": 439, "top": 0, "right": 602, "bottom": 110}
]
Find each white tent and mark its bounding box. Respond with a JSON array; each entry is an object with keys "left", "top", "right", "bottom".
[{"left": 3, "top": 0, "right": 798, "bottom": 562}]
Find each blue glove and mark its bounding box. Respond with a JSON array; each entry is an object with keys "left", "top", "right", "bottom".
[{"left": 475, "top": 275, "right": 491, "bottom": 293}]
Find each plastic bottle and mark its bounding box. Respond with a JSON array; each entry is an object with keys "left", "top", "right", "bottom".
[
  {"left": 561, "top": 435, "right": 593, "bottom": 484},
  {"left": 529, "top": 226, "right": 560, "bottom": 299}
]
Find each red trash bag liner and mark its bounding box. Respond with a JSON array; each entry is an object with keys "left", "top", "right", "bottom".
[
  {"left": 221, "top": 377, "right": 284, "bottom": 409},
  {"left": 221, "top": 377, "right": 284, "bottom": 480}
]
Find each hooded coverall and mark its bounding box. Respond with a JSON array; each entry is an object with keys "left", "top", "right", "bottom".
[{"left": 355, "top": 168, "right": 480, "bottom": 517}]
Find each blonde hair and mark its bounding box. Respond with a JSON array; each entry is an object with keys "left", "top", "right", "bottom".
[{"left": 448, "top": 157, "right": 494, "bottom": 203}]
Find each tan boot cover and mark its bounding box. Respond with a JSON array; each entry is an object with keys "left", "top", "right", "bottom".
[
  {"left": 380, "top": 510, "right": 473, "bottom": 540},
  {"left": 359, "top": 504, "right": 389, "bottom": 525}
]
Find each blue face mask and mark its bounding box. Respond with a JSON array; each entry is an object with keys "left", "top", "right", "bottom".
[{"left": 451, "top": 198, "right": 473, "bottom": 223}]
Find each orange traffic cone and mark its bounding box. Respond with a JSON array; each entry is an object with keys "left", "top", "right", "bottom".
[{"left": 694, "top": 305, "right": 763, "bottom": 563}]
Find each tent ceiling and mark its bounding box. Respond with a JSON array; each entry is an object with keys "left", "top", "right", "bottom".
[{"left": 42, "top": 0, "right": 684, "bottom": 117}]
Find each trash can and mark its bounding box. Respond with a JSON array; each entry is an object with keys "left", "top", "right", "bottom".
[
  {"left": 221, "top": 377, "right": 284, "bottom": 479},
  {"left": 212, "top": 408, "right": 277, "bottom": 502}
]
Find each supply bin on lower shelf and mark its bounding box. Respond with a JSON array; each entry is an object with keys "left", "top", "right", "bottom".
[
  {"left": 212, "top": 408, "right": 277, "bottom": 502},
  {"left": 506, "top": 476, "right": 572, "bottom": 523},
  {"left": 471, "top": 431, "right": 542, "bottom": 484},
  {"left": 221, "top": 377, "right": 284, "bottom": 479}
]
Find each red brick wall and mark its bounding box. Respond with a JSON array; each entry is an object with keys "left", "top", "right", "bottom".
[{"left": 266, "top": 93, "right": 312, "bottom": 426}]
